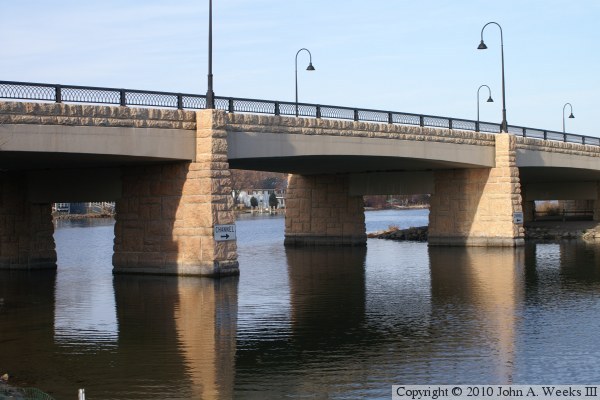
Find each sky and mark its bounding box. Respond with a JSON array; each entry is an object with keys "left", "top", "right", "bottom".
[{"left": 1, "top": 0, "right": 598, "bottom": 136}]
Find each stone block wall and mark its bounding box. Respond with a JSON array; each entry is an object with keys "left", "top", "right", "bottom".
[
  {"left": 285, "top": 174, "right": 366, "bottom": 246},
  {"left": 225, "top": 113, "right": 496, "bottom": 147},
  {"left": 0, "top": 101, "right": 196, "bottom": 129},
  {"left": 429, "top": 134, "right": 524, "bottom": 246},
  {"left": 516, "top": 136, "right": 600, "bottom": 159},
  {"left": 113, "top": 110, "right": 238, "bottom": 276},
  {"left": 0, "top": 173, "right": 56, "bottom": 269}
]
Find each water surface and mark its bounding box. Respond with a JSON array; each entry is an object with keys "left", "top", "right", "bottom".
[{"left": 2, "top": 210, "right": 600, "bottom": 399}]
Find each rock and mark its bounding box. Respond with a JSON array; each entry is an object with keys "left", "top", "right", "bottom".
[{"left": 369, "top": 226, "right": 428, "bottom": 242}]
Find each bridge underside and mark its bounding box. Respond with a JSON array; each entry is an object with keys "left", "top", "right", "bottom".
[{"left": 229, "top": 155, "right": 484, "bottom": 175}]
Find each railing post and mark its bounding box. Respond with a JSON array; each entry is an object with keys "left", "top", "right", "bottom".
[
  {"left": 522, "top": 128, "right": 527, "bottom": 138},
  {"left": 316, "top": 105, "right": 321, "bottom": 119},
  {"left": 419, "top": 115, "right": 424, "bottom": 127},
  {"left": 475, "top": 121, "right": 480, "bottom": 132},
  {"left": 563, "top": 132, "right": 567, "bottom": 142},
  {"left": 55, "top": 85, "right": 62, "bottom": 104},
  {"left": 274, "top": 102, "right": 280, "bottom": 116},
  {"left": 543, "top": 130, "right": 547, "bottom": 140},
  {"left": 228, "top": 98, "right": 234, "bottom": 113},
  {"left": 388, "top": 112, "right": 393, "bottom": 124},
  {"left": 119, "top": 90, "right": 126, "bottom": 106},
  {"left": 582, "top": 136, "right": 586, "bottom": 145},
  {"left": 448, "top": 119, "right": 453, "bottom": 130},
  {"left": 353, "top": 109, "right": 359, "bottom": 122},
  {"left": 177, "top": 94, "right": 183, "bottom": 110}
]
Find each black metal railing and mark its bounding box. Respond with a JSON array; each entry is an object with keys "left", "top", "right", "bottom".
[{"left": 0, "top": 80, "right": 596, "bottom": 147}]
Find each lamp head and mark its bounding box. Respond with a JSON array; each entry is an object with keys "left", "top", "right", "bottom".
[
  {"left": 487, "top": 96, "right": 494, "bottom": 103},
  {"left": 306, "top": 62, "right": 315, "bottom": 71},
  {"left": 569, "top": 113, "right": 575, "bottom": 119},
  {"left": 477, "top": 40, "right": 487, "bottom": 50}
]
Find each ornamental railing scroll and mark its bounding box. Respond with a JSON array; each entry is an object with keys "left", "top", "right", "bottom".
[{"left": 0, "top": 80, "right": 596, "bottom": 147}]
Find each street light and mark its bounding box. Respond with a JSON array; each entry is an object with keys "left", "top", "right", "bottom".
[
  {"left": 478, "top": 22, "right": 507, "bottom": 132},
  {"left": 295, "top": 48, "right": 315, "bottom": 117},
  {"left": 206, "top": 0, "right": 215, "bottom": 109},
  {"left": 477, "top": 84, "right": 494, "bottom": 131},
  {"left": 563, "top": 103, "right": 575, "bottom": 133}
]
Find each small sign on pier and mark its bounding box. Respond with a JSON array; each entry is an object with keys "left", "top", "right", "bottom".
[
  {"left": 214, "top": 224, "right": 236, "bottom": 241},
  {"left": 513, "top": 212, "right": 524, "bottom": 224}
]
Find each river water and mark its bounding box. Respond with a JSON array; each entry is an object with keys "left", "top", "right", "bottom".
[{"left": 2, "top": 209, "right": 600, "bottom": 399}]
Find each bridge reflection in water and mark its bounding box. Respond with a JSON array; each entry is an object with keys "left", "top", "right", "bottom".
[
  {"left": 429, "top": 247, "right": 524, "bottom": 384},
  {"left": 5, "top": 225, "right": 600, "bottom": 397}
]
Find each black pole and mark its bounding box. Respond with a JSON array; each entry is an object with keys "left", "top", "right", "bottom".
[
  {"left": 295, "top": 48, "right": 314, "bottom": 117},
  {"left": 563, "top": 102, "right": 574, "bottom": 133},
  {"left": 477, "top": 84, "right": 492, "bottom": 130},
  {"left": 206, "top": 0, "right": 215, "bottom": 109},
  {"left": 479, "top": 22, "right": 507, "bottom": 132}
]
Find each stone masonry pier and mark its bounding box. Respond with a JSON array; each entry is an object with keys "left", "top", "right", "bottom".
[
  {"left": 428, "top": 134, "right": 524, "bottom": 246},
  {"left": 0, "top": 173, "right": 56, "bottom": 269},
  {"left": 113, "top": 110, "right": 238, "bottom": 276},
  {"left": 284, "top": 174, "right": 366, "bottom": 246}
]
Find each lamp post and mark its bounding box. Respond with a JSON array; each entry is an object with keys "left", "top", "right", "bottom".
[
  {"left": 478, "top": 22, "right": 507, "bottom": 132},
  {"left": 206, "top": 0, "right": 215, "bottom": 109},
  {"left": 562, "top": 103, "right": 575, "bottom": 133},
  {"left": 477, "top": 84, "right": 494, "bottom": 131},
  {"left": 295, "top": 48, "right": 315, "bottom": 117}
]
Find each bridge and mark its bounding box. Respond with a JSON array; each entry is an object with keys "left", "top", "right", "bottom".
[{"left": 1, "top": 80, "right": 599, "bottom": 276}]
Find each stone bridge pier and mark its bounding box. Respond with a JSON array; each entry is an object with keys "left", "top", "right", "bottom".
[
  {"left": 284, "top": 174, "right": 366, "bottom": 246},
  {"left": 113, "top": 110, "right": 239, "bottom": 276},
  {"left": 428, "top": 134, "right": 525, "bottom": 246},
  {"left": 0, "top": 172, "right": 57, "bottom": 269}
]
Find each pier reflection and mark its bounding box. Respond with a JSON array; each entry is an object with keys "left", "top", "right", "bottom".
[
  {"left": 0, "top": 271, "right": 56, "bottom": 387},
  {"left": 429, "top": 246, "right": 525, "bottom": 383},
  {"left": 113, "top": 275, "right": 238, "bottom": 400},
  {"left": 286, "top": 246, "right": 367, "bottom": 338},
  {"left": 234, "top": 246, "right": 367, "bottom": 398},
  {"left": 524, "top": 241, "right": 600, "bottom": 291},
  {"left": 175, "top": 277, "right": 238, "bottom": 400}
]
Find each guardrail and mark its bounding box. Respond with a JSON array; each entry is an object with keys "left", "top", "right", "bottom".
[{"left": 1, "top": 80, "right": 597, "bottom": 146}]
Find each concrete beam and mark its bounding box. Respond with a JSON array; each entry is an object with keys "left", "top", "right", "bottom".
[
  {"left": 227, "top": 131, "right": 495, "bottom": 174},
  {"left": 348, "top": 171, "right": 434, "bottom": 195},
  {"left": 517, "top": 148, "right": 600, "bottom": 170},
  {"left": 523, "top": 182, "right": 598, "bottom": 200},
  {"left": 27, "top": 168, "right": 122, "bottom": 203},
  {"left": 0, "top": 124, "right": 195, "bottom": 161}
]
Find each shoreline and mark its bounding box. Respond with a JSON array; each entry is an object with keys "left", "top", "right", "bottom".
[
  {"left": 51, "top": 205, "right": 427, "bottom": 221},
  {"left": 53, "top": 213, "right": 114, "bottom": 220}
]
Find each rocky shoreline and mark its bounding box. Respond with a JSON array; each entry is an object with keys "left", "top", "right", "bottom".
[
  {"left": 368, "top": 222, "right": 600, "bottom": 242},
  {"left": 367, "top": 226, "right": 428, "bottom": 241},
  {"left": 52, "top": 213, "right": 114, "bottom": 220}
]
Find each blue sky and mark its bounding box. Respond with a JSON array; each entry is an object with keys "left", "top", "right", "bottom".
[{"left": 1, "top": 0, "right": 598, "bottom": 136}]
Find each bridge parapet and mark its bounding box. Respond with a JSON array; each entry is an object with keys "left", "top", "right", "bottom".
[
  {"left": 0, "top": 101, "right": 196, "bottom": 129},
  {"left": 224, "top": 113, "right": 496, "bottom": 147},
  {"left": 516, "top": 136, "right": 600, "bottom": 159}
]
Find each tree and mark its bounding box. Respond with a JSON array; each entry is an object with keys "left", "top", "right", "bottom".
[
  {"left": 269, "top": 192, "right": 279, "bottom": 209},
  {"left": 261, "top": 176, "right": 281, "bottom": 190},
  {"left": 250, "top": 196, "right": 258, "bottom": 209}
]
